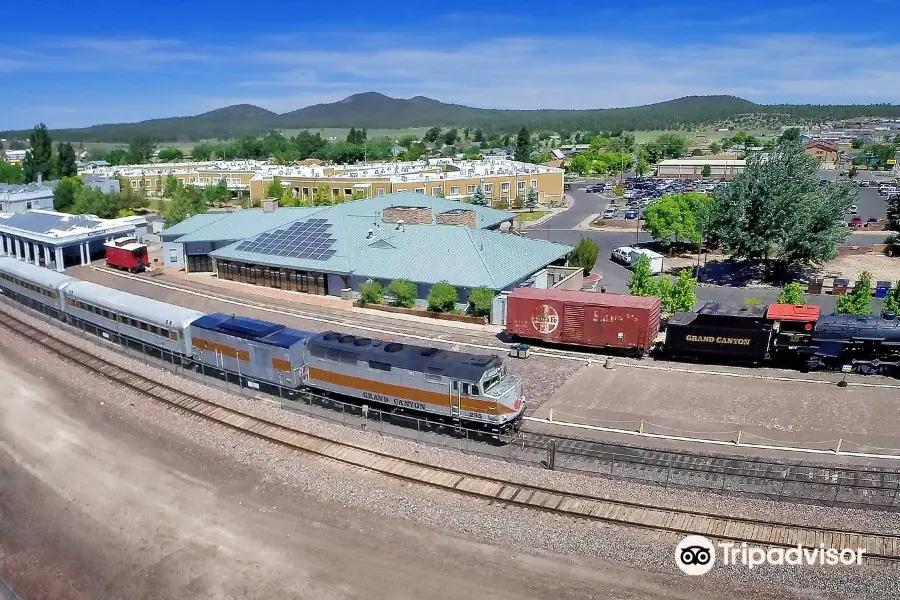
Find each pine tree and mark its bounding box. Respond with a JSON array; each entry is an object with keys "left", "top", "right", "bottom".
[
  {"left": 469, "top": 186, "right": 487, "bottom": 206},
  {"left": 22, "top": 123, "right": 53, "bottom": 183},
  {"left": 525, "top": 188, "right": 539, "bottom": 212},
  {"left": 514, "top": 126, "right": 531, "bottom": 162},
  {"left": 57, "top": 142, "right": 78, "bottom": 178}
]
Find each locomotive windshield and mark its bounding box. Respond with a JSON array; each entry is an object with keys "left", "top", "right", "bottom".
[{"left": 482, "top": 365, "right": 511, "bottom": 396}]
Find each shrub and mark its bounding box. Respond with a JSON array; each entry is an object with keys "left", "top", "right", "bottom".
[
  {"left": 387, "top": 278, "right": 417, "bottom": 308},
  {"left": 836, "top": 270, "right": 873, "bottom": 315},
  {"left": 628, "top": 254, "right": 657, "bottom": 297},
  {"left": 884, "top": 285, "right": 900, "bottom": 314},
  {"left": 569, "top": 237, "right": 600, "bottom": 276},
  {"left": 777, "top": 282, "right": 806, "bottom": 305},
  {"left": 744, "top": 297, "right": 763, "bottom": 306},
  {"left": 467, "top": 286, "right": 495, "bottom": 316},
  {"left": 427, "top": 280, "right": 459, "bottom": 313},
  {"left": 670, "top": 268, "right": 697, "bottom": 312},
  {"left": 358, "top": 280, "right": 383, "bottom": 305}
]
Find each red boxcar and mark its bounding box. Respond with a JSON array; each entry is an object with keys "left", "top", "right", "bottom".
[
  {"left": 505, "top": 287, "right": 662, "bottom": 355},
  {"left": 104, "top": 237, "right": 149, "bottom": 273}
]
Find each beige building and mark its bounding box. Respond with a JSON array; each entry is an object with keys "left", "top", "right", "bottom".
[
  {"left": 84, "top": 158, "right": 565, "bottom": 208},
  {"left": 656, "top": 159, "right": 747, "bottom": 180}
]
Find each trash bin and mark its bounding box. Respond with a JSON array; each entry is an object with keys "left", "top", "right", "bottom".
[
  {"left": 875, "top": 281, "right": 892, "bottom": 299},
  {"left": 806, "top": 278, "right": 823, "bottom": 295},
  {"left": 509, "top": 343, "right": 530, "bottom": 359},
  {"left": 832, "top": 278, "right": 849, "bottom": 296}
]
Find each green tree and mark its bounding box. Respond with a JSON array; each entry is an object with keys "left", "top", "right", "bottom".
[
  {"left": 670, "top": 268, "right": 697, "bottom": 312},
  {"left": 427, "top": 281, "right": 459, "bottom": 312},
  {"left": 777, "top": 282, "right": 806, "bottom": 305},
  {"left": 568, "top": 237, "right": 599, "bottom": 276},
  {"left": 158, "top": 147, "right": 184, "bottom": 162},
  {"left": 628, "top": 254, "right": 658, "bottom": 296},
  {"left": 106, "top": 148, "right": 129, "bottom": 165},
  {"left": 163, "top": 175, "right": 182, "bottom": 198},
  {"left": 708, "top": 141, "right": 722, "bottom": 155},
  {"left": 442, "top": 128, "right": 459, "bottom": 146},
  {"left": 779, "top": 128, "right": 801, "bottom": 143},
  {"left": 467, "top": 286, "right": 495, "bottom": 316},
  {"left": 0, "top": 162, "right": 23, "bottom": 184},
  {"left": 163, "top": 184, "right": 207, "bottom": 226},
  {"left": 56, "top": 142, "right": 77, "bottom": 178},
  {"left": 22, "top": 123, "right": 53, "bottom": 183},
  {"left": 463, "top": 150, "right": 483, "bottom": 160},
  {"left": 525, "top": 187, "right": 539, "bottom": 212},
  {"left": 643, "top": 192, "right": 711, "bottom": 246},
  {"left": 712, "top": 141, "right": 856, "bottom": 275},
  {"left": 312, "top": 186, "right": 331, "bottom": 206},
  {"left": 387, "top": 279, "right": 417, "bottom": 308},
  {"left": 836, "top": 271, "right": 873, "bottom": 315},
  {"left": 469, "top": 186, "right": 487, "bottom": 206},
  {"left": 848, "top": 165, "right": 859, "bottom": 179},
  {"left": 701, "top": 164, "right": 712, "bottom": 178},
  {"left": 128, "top": 134, "right": 157, "bottom": 163},
  {"left": 883, "top": 285, "right": 900, "bottom": 314},
  {"left": 203, "top": 179, "right": 230, "bottom": 205},
  {"left": 472, "top": 129, "right": 485, "bottom": 143},
  {"left": 655, "top": 274, "right": 674, "bottom": 312},
  {"left": 52, "top": 176, "right": 84, "bottom": 212},
  {"left": 358, "top": 280, "right": 384, "bottom": 305},
  {"left": 514, "top": 126, "right": 532, "bottom": 162},
  {"left": 265, "top": 177, "right": 283, "bottom": 199},
  {"left": 850, "top": 138, "right": 864, "bottom": 150},
  {"left": 423, "top": 127, "right": 442, "bottom": 144}
]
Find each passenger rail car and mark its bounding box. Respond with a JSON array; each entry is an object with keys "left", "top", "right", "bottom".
[
  {"left": 0, "top": 256, "right": 74, "bottom": 317},
  {"left": 305, "top": 332, "right": 524, "bottom": 429},
  {"left": 61, "top": 280, "right": 204, "bottom": 357}
]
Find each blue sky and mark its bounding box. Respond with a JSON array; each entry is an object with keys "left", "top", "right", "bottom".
[{"left": 2, "top": 0, "right": 898, "bottom": 129}]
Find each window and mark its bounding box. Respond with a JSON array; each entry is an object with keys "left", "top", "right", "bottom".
[
  {"left": 531, "top": 179, "right": 538, "bottom": 189},
  {"left": 189, "top": 177, "right": 195, "bottom": 184},
  {"left": 344, "top": 188, "right": 352, "bottom": 196},
  {"left": 462, "top": 383, "right": 470, "bottom": 395},
  {"left": 467, "top": 185, "right": 476, "bottom": 194},
  {"left": 369, "top": 360, "right": 391, "bottom": 372},
  {"left": 517, "top": 181, "right": 526, "bottom": 192},
  {"left": 376, "top": 188, "right": 386, "bottom": 196},
  {"left": 302, "top": 187, "right": 310, "bottom": 196},
  {"left": 424, "top": 367, "right": 443, "bottom": 383},
  {"left": 331, "top": 188, "right": 340, "bottom": 197},
  {"left": 472, "top": 385, "right": 480, "bottom": 395},
  {"left": 452, "top": 381, "right": 459, "bottom": 391},
  {"left": 326, "top": 348, "right": 342, "bottom": 362},
  {"left": 431, "top": 187, "right": 442, "bottom": 196},
  {"left": 339, "top": 351, "right": 358, "bottom": 365},
  {"left": 414, "top": 188, "right": 425, "bottom": 194},
  {"left": 501, "top": 182, "right": 511, "bottom": 194},
  {"left": 450, "top": 186, "right": 460, "bottom": 196},
  {"left": 26, "top": 202, "right": 32, "bottom": 210},
  {"left": 131, "top": 180, "right": 139, "bottom": 189},
  {"left": 483, "top": 183, "right": 494, "bottom": 195}
]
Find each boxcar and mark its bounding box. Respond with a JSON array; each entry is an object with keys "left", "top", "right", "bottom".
[
  {"left": 104, "top": 237, "right": 150, "bottom": 273},
  {"left": 663, "top": 302, "right": 774, "bottom": 363},
  {"left": 505, "top": 287, "right": 661, "bottom": 356},
  {"left": 0, "top": 256, "right": 75, "bottom": 317},
  {"left": 61, "top": 280, "right": 204, "bottom": 356},
  {"left": 189, "top": 313, "right": 312, "bottom": 388}
]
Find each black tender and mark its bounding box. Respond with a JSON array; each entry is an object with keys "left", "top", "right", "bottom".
[{"left": 307, "top": 331, "right": 501, "bottom": 382}]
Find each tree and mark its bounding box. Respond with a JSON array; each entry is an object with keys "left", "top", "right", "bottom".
[
  {"left": 53, "top": 176, "right": 84, "bottom": 212},
  {"left": 670, "top": 268, "right": 697, "bottom": 312},
  {"left": 56, "top": 142, "right": 77, "bottom": 178},
  {"left": 655, "top": 274, "right": 674, "bottom": 313},
  {"left": 836, "top": 271, "right": 873, "bottom": 315},
  {"left": 387, "top": 279, "right": 417, "bottom": 308},
  {"left": 643, "top": 192, "right": 711, "bottom": 246},
  {"left": 265, "top": 177, "right": 283, "bottom": 199},
  {"left": 467, "top": 286, "right": 495, "bottom": 316},
  {"left": 514, "top": 126, "right": 532, "bottom": 162},
  {"left": 442, "top": 128, "right": 459, "bottom": 146},
  {"left": 848, "top": 165, "right": 859, "bottom": 179},
  {"left": 777, "top": 282, "right": 806, "bottom": 305},
  {"left": 779, "top": 128, "right": 801, "bottom": 143},
  {"left": 628, "top": 254, "right": 657, "bottom": 296},
  {"left": 0, "top": 162, "right": 23, "bottom": 184},
  {"left": 22, "top": 123, "right": 53, "bottom": 183},
  {"left": 884, "top": 285, "right": 900, "bottom": 314},
  {"left": 128, "top": 134, "right": 157, "bottom": 164},
  {"left": 427, "top": 281, "right": 459, "bottom": 312},
  {"left": 0, "top": 138, "right": 4, "bottom": 161},
  {"left": 634, "top": 156, "right": 650, "bottom": 176},
  {"left": 701, "top": 164, "right": 712, "bottom": 178},
  {"left": 163, "top": 175, "right": 182, "bottom": 198},
  {"left": 313, "top": 186, "right": 331, "bottom": 206},
  {"left": 358, "top": 280, "right": 384, "bottom": 305},
  {"left": 712, "top": 141, "right": 857, "bottom": 275},
  {"left": 469, "top": 186, "right": 487, "bottom": 206},
  {"left": 708, "top": 141, "right": 722, "bottom": 155},
  {"left": 163, "top": 183, "right": 207, "bottom": 226},
  {"left": 568, "top": 237, "right": 599, "bottom": 276},
  {"left": 851, "top": 138, "right": 864, "bottom": 150},
  {"left": 106, "top": 148, "right": 129, "bottom": 165},
  {"left": 158, "top": 147, "right": 184, "bottom": 162},
  {"left": 423, "top": 127, "right": 442, "bottom": 144},
  {"left": 525, "top": 188, "right": 539, "bottom": 212},
  {"left": 203, "top": 179, "right": 230, "bottom": 206},
  {"left": 351, "top": 190, "right": 367, "bottom": 200},
  {"left": 472, "top": 129, "right": 485, "bottom": 143}
]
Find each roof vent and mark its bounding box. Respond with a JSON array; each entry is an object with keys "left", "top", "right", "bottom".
[
  {"left": 322, "top": 332, "right": 341, "bottom": 341},
  {"left": 366, "top": 229, "right": 374, "bottom": 239},
  {"left": 883, "top": 311, "right": 897, "bottom": 320},
  {"left": 353, "top": 337, "right": 373, "bottom": 346},
  {"left": 384, "top": 342, "right": 404, "bottom": 353},
  {"left": 338, "top": 335, "right": 356, "bottom": 344}
]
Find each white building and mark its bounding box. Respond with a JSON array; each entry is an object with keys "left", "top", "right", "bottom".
[
  {"left": 656, "top": 159, "right": 747, "bottom": 180},
  {"left": 0, "top": 181, "right": 57, "bottom": 214}
]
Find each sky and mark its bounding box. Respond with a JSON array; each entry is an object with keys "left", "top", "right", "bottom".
[{"left": 2, "top": 0, "right": 899, "bottom": 130}]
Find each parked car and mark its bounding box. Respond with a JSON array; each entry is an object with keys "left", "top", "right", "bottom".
[
  {"left": 564, "top": 183, "right": 572, "bottom": 191},
  {"left": 603, "top": 207, "right": 618, "bottom": 219},
  {"left": 848, "top": 204, "right": 858, "bottom": 214},
  {"left": 865, "top": 218, "right": 881, "bottom": 228},
  {"left": 858, "top": 181, "right": 870, "bottom": 188},
  {"left": 624, "top": 209, "right": 638, "bottom": 219},
  {"left": 819, "top": 179, "right": 829, "bottom": 186},
  {"left": 850, "top": 216, "right": 864, "bottom": 228},
  {"left": 611, "top": 246, "right": 634, "bottom": 264},
  {"left": 586, "top": 184, "right": 605, "bottom": 193}
]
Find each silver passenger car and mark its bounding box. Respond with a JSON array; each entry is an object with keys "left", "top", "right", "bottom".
[
  {"left": 0, "top": 256, "right": 75, "bottom": 316},
  {"left": 188, "top": 313, "right": 313, "bottom": 388},
  {"left": 61, "top": 280, "right": 205, "bottom": 355}
]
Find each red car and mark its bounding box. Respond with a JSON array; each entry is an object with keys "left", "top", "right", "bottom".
[
  {"left": 849, "top": 216, "right": 863, "bottom": 228},
  {"left": 105, "top": 237, "right": 150, "bottom": 272}
]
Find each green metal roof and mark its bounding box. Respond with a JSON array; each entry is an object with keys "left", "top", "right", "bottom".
[
  {"left": 211, "top": 214, "right": 572, "bottom": 290},
  {"left": 174, "top": 207, "right": 325, "bottom": 243},
  {"left": 326, "top": 192, "right": 515, "bottom": 228},
  {"left": 160, "top": 213, "right": 227, "bottom": 240}
]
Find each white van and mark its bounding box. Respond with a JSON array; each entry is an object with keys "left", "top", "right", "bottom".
[{"left": 629, "top": 248, "right": 665, "bottom": 274}]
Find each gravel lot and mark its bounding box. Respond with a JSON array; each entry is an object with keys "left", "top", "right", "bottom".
[{"left": 2, "top": 302, "right": 900, "bottom": 599}]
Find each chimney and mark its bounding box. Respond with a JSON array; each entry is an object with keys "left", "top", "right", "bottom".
[
  {"left": 262, "top": 198, "right": 278, "bottom": 213},
  {"left": 37, "top": 172, "right": 43, "bottom": 185}
]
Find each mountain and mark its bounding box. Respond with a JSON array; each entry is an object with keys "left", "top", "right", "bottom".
[{"left": 4, "top": 93, "right": 900, "bottom": 143}]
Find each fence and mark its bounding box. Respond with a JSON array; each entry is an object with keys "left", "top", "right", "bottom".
[{"left": 6, "top": 295, "right": 900, "bottom": 511}]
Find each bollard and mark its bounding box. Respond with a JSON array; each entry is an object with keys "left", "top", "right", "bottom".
[
  {"left": 604, "top": 357, "right": 615, "bottom": 369},
  {"left": 736, "top": 430, "right": 742, "bottom": 445},
  {"left": 548, "top": 408, "right": 553, "bottom": 422},
  {"left": 639, "top": 420, "right": 644, "bottom": 434}
]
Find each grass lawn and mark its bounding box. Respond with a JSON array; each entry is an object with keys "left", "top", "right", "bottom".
[{"left": 514, "top": 210, "right": 550, "bottom": 222}]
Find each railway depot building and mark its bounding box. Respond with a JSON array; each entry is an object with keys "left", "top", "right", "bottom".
[
  {"left": 85, "top": 157, "right": 565, "bottom": 207},
  {"left": 162, "top": 193, "right": 573, "bottom": 305}
]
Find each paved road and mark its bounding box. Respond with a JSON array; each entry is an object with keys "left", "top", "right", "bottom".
[
  {"left": 526, "top": 180, "right": 890, "bottom": 311},
  {"left": 819, "top": 169, "right": 894, "bottom": 222}
]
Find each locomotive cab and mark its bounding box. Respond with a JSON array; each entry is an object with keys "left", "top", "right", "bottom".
[{"left": 766, "top": 303, "right": 821, "bottom": 352}]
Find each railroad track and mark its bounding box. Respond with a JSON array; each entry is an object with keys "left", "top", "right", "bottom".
[{"left": 5, "top": 312, "right": 900, "bottom": 566}]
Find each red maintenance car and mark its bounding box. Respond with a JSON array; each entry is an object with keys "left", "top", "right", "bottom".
[
  {"left": 505, "top": 287, "right": 661, "bottom": 356},
  {"left": 104, "top": 237, "right": 150, "bottom": 273}
]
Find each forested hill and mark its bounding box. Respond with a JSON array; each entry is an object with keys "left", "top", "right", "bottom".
[{"left": 5, "top": 92, "right": 900, "bottom": 143}]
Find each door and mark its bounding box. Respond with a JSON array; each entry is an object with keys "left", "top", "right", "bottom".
[{"left": 450, "top": 381, "right": 461, "bottom": 418}]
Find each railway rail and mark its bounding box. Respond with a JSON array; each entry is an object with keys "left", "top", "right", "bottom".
[{"left": 5, "top": 311, "right": 900, "bottom": 566}]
